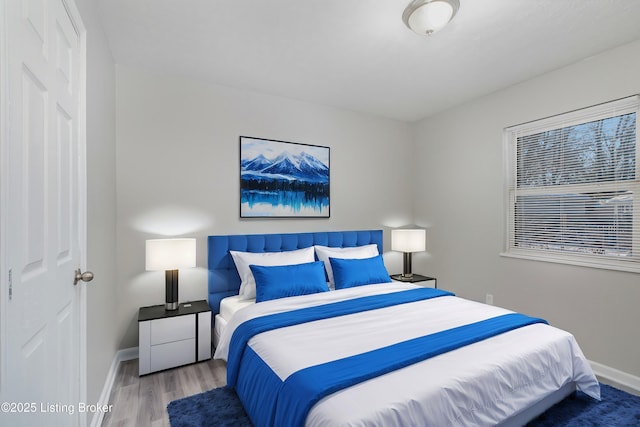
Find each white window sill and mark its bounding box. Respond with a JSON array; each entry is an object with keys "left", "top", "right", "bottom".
[{"left": 499, "top": 251, "right": 640, "bottom": 274}]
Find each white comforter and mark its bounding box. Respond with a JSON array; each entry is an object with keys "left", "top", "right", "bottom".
[{"left": 215, "top": 283, "right": 600, "bottom": 427}]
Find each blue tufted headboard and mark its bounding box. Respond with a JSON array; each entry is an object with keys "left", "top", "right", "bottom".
[{"left": 207, "top": 230, "right": 383, "bottom": 316}]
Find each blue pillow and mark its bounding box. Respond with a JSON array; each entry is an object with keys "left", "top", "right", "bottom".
[
  {"left": 329, "top": 255, "right": 391, "bottom": 289},
  {"left": 250, "top": 261, "right": 329, "bottom": 303}
]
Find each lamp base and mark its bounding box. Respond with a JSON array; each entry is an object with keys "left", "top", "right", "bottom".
[
  {"left": 390, "top": 273, "right": 435, "bottom": 285},
  {"left": 165, "top": 269, "right": 179, "bottom": 311},
  {"left": 402, "top": 252, "right": 413, "bottom": 277},
  {"left": 165, "top": 302, "right": 179, "bottom": 310}
]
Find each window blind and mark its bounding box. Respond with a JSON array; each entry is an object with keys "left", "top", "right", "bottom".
[{"left": 504, "top": 95, "right": 640, "bottom": 272}]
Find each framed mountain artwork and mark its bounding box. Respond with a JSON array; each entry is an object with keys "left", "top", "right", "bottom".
[{"left": 239, "top": 136, "right": 330, "bottom": 218}]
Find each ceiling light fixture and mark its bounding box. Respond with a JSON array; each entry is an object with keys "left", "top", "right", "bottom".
[{"left": 402, "top": 0, "right": 460, "bottom": 36}]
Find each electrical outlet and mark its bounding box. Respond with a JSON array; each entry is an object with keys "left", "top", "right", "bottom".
[{"left": 485, "top": 294, "right": 494, "bottom": 305}]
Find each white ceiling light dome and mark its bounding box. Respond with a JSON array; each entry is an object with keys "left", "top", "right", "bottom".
[{"left": 403, "top": 0, "right": 460, "bottom": 36}]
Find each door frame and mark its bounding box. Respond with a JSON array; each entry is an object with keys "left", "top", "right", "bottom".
[
  {"left": 0, "top": 0, "right": 88, "bottom": 423},
  {"left": 0, "top": 0, "right": 8, "bottom": 394}
]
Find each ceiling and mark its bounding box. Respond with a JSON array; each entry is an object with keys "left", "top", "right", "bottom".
[{"left": 96, "top": 0, "right": 640, "bottom": 122}]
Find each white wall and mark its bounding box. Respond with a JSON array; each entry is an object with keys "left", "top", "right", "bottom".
[
  {"left": 115, "top": 66, "right": 415, "bottom": 348},
  {"left": 413, "top": 40, "right": 640, "bottom": 377},
  {"left": 75, "top": 0, "right": 118, "bottom": 409}
]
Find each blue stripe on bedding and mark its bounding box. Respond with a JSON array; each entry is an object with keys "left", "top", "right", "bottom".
[
  {"left": 227, "top": 287, "right": 454, "bottom": 386},
  {"left": 235, "top": 346, "right": 282, "bottom": 426},
  {"left": 274, "top": 312, "right": 548, "bottom": 427}
]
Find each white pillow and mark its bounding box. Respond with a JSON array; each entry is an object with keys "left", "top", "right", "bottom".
[
  {"left": 230, "top": 247, "right": 316, "bottom": 300},
  {"left": 314, "top": 244, "right": 379, "bottom": 285}
]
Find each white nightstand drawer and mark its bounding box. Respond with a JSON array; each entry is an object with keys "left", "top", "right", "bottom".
[
  {"left": 150, "top": 314, "right": 195, "bottom": 345},
  {"left": 138, "top": 301, "right": 212, "bottom": 376},
  {"left": 150, "top": 339, "right": 196, "bottom": 372}
]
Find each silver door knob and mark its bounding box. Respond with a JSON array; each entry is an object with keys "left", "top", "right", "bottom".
[{"left": 74, "top": 269, "right": 94, "bottom": 285}]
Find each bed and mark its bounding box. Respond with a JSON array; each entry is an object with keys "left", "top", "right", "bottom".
[
  {"left": 207, "top": 230, "right": 384, "bottom": 347},
  {"left": 208, "top": 230, "right": 600, "bottom": 427}
]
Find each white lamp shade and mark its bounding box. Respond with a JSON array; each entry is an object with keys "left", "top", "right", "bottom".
[
  {"left": 391, "top": 229, "right": 426, "bottom": 253},
  {"left": 145, "top": 238, "right": 196, "bottom": 271}
]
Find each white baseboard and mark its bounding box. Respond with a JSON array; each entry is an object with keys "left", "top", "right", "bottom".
[
  {"left": 589, "top": 359, "right": 640, "bottom": 394},
  {"left": 89, "top": 347, "right": 139, "bottom": 427}
]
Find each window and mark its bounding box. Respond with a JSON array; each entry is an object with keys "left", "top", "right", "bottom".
[{"left": 503, "top": 96, "right": 640, "bottom": 272}]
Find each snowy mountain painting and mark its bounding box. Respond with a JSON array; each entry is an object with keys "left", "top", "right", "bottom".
[{"left": 240, "top": 137, "right": 330, "bottom": 217}]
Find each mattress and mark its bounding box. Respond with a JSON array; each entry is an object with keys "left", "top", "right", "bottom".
[
  {"left": 214, "top": 295, "right": 255, "bottom": 348},
  {"left": 220, "top": 295, "right": 255, "bottom": 320},
  {"left": 215, "top": 282, "right": 600, "bottom": 427}
]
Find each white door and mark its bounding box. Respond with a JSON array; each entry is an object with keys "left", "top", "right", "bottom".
[{"left": 1, "top": 0, "right": 87, "bottom": 426}]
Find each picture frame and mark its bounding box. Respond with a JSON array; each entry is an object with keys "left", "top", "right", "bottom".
[{"left": 240, "top": 136, "right": 330, "bottom": 218}]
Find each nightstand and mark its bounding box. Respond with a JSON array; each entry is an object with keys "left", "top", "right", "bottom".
[
  {"left": 390, "top": 274, "right": 437, "bottom": 288},
  {"left": 138, "top": 300, "right": 212, "bottom": 376}
]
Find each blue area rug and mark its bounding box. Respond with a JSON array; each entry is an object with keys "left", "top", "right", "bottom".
[
  {"left": 527, "top": 384, "right": 640, "bottom": 427},
  {"left": 167, "top": 383, "right": 640, "bottom": 426}
]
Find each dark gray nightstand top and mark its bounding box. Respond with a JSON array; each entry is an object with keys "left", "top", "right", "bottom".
[
  {"left": 390, "top": 274, "right": 437, "bottom": 288},
  {"left": 138, "top": 300, "right": 211, "bottom": 322}
]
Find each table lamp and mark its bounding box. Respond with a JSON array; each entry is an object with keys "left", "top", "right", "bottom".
[
  {"left": 145, "top": 238, "right": 196, "bottom": 310},
  {"left": 391, "top": 228, "right": 426, "bottom": 280}
]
